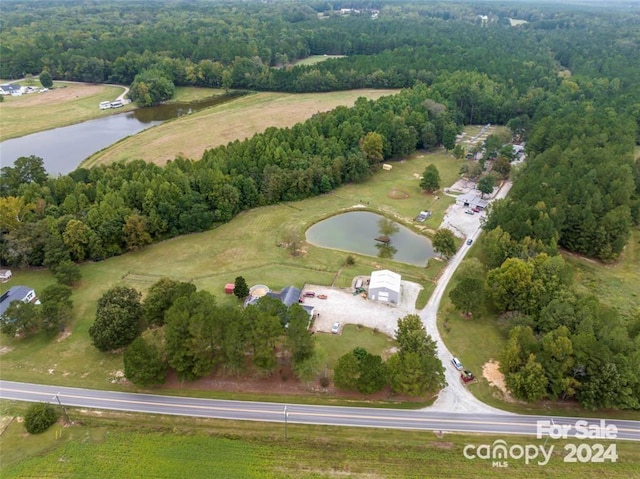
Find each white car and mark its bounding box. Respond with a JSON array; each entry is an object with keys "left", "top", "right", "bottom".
[
  {"left": 451, "top": 357, "right": 463, "bottom": 370},
  {"left": 331, "top": 321, "right": 341, "bottom": 334}
]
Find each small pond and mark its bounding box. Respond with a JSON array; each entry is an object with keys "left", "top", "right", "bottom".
[{"left": 305, "top": 211, "right": 435, "bottom": 266}]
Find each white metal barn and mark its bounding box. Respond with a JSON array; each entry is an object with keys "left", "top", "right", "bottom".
[{"left": 368, "top": 269, "right": 401, "bottom": 305}]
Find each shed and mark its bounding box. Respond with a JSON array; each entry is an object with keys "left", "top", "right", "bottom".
[
  {"left": 0, "top": 269, "right": 12, "bottom": 283},
  {"left": 382, "top": 163, "right": 393, "bottom": 171},
  {"left": 368, "top": 270, "right": 401, "bottom": 305},
  {"left": 224, "top": 283, "right": 235, "bottom": 294}
]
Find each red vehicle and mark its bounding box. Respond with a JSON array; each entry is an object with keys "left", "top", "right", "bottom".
[
  {"left": 472, "top": 207, "right": 481, "bottom": 213},
  {"left": 303, "top": 291, "right": 316, "bottom": 298},
  {"left": 461, "top": 370, "right": 475, "bottom": 383}
]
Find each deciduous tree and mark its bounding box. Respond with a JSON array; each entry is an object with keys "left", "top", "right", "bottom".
[
  {"left": 89, "top": 286, "right": 142, "bottom": 351},
  {"left": 432, "top": 228, "right": 456, "bottom": 259},
  {"left": 420, "top": 164, "right": 441, "bottom": 193},
  {"left": 39, "top": 283, "right": 73, "bottom": 333},
  {"left": 142, "top": 277, "right": 196, "bottom": 327},
  {"left": 24, "top": 403, "right": 58, "bottom": 434},
  {"left": 123, "top": 336, "right": 167, "bottom": 387},
  {"left": 39, "top": 69, "right": 53, "bottom": 88}
]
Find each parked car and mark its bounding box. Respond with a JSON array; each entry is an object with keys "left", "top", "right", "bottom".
[
  {"left": 464, "top": 209, "right": 474, "bottom": 215},
  {"left": 461, "top": 369, "right": 475, "bottom": 383},
  {"left": 451, "top": 357, "right": 463, "bottom": 370},
  {"left": 472, "top": 207, "right": 481, "bottom": 213},
  {"left": 466, "top": 239, "right": 473, "bottom": 245},
  {"left": 331, "top": 321, "right": 341, "bottom": 334}
]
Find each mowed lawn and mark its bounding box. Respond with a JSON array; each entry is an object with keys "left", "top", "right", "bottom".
[
  {"left": 0, "top": 150, "right": 461, "bottom": 391},
  {"left": 1, "top": 407, "right": 638, "bottom": 479},
  {"left": 82, "top": 88, "right": 399, "bottom": 167}
]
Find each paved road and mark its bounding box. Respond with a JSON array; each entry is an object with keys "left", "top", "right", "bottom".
[{"left": 2, "top": 380, "right": 639, "bottom": 441}]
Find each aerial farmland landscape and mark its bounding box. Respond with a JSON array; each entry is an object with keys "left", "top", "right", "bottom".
[{"left": 1, "top": 0, "right": 639, "bottom": 477}]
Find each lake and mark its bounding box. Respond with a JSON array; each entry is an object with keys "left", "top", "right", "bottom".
[
  {"left": 305, "top": 211, "right": 435, "bottom": 266},
  {"left": 0, "top": 92, "right": 246, "bottom": 175}
]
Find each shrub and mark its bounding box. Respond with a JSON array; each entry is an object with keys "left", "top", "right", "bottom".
[{"left": 24, "top": 402, "right": 58, "bottom": 434}]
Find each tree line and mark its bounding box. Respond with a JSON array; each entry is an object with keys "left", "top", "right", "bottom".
[
  {"left": 91, "top": 278, "right": 444, "bottom": 397},
  {"left": 0, "top": 85, "right": 458, "bottom": 268}
]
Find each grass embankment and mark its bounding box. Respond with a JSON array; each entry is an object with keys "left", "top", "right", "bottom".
[
  {"left": 0, "top": 82, "right": 131, "bottom": 141},
  {"left": 438, "top": 227, "right": 640, "bottom": 420},
  {"left": 0, "top": 149, "right": 460, "bottom": 396},
  {"left": 82, "top": 88, "right": 398, "bottom": 167},
  {"left": 1, "top": 404, "right": 636, "bottom": 479}
]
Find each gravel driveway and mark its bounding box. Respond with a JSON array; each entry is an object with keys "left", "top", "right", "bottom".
[{"left": 304, "top": 280, "right": 423, "bottom": 337}]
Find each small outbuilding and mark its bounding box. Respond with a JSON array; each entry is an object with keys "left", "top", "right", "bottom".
[
  {"left": 0, "top": 269, "right": 12, "bottom": 283},
  {"left": 368, "top": 270, "right": 401, "bottom": 305},
  {"left": 224, "top": 283, "right": 235, "bottom": 294}
]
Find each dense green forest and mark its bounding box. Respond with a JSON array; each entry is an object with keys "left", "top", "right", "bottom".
[{"left": 1, "top": 0, "right": 640, "bottom": 409}]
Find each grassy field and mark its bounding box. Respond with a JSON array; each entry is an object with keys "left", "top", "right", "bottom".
[
  {"left": 290, "top": 54, "right": 346, "bottom": 66},
  {"left": 0, "top": 148, "right": 460, "bottom": 396},
  {"left": 567, "top": 228, "right": 640, "bottom": 319},
  {"left": 81, "top": 89, "right": 398, "bottom": 167},
  {"left": 0, "top": 82, "right": 131, "bottom": 141},
  {"left": 315, "top": 324, "right": 397, "bottom": 370},
  {"left": 1, "top": 404, "right": 637, "bottom": 478}
]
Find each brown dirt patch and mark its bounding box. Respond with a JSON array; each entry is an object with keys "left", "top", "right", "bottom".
[
  {"left": 57, "top": 330, "right": 72, "bottom": 342},
  {"left": 387, "top": 189, "right": 410, "bottom": 199},
  {"left": 0, "top": 346, "right": 14, "bottom": 355},
  {"left": 482, "top": 360, "right": 516, "bottom": 403}
]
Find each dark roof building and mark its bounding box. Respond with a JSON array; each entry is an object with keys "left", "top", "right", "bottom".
[
  {"left": 269, "top": 285, "right": 302, "bottom": 307},
  {"left": 246, "top": 284, "right": 314, "bottom": 318},
  {"left": 0, "top": 285, "right": 38, "bottom": 318},
  {"left": 0, "top": 83, "right": 22, "bottom": 95}
]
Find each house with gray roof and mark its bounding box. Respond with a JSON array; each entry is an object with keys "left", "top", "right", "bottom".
[{"left": 0, "top": 285, "right": 39, "bottom": 319}]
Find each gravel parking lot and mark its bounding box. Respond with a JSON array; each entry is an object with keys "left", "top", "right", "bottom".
[{"left": 304, "top": 280, "right": 423, "bottom": 337}]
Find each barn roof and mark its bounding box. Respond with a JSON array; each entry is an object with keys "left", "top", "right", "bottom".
[{"left": 369, "top": 270, "right": 401, "bottom": 293}]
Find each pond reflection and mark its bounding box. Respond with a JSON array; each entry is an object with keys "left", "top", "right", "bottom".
[{"left": 305, "top": 211, "right": 435, "bottom": 266}]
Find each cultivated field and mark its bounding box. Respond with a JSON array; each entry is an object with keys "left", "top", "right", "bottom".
[
  {"left": 82, "top": 89, "right": 398, "bottom": 167},
  {"left": 1, "top": 405, "right": 637, "bottom": 479}
]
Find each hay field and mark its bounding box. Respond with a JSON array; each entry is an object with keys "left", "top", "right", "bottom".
[{"left": 82, "top": 89, "right": 398, "bottom": 167}]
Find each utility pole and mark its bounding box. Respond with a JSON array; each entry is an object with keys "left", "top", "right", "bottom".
[
  {"left": 53, "top": 393, "right": 70, "bottom": 423},
  {"left": 284, "top": 405, "right": 288, "bottom": 440}
]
